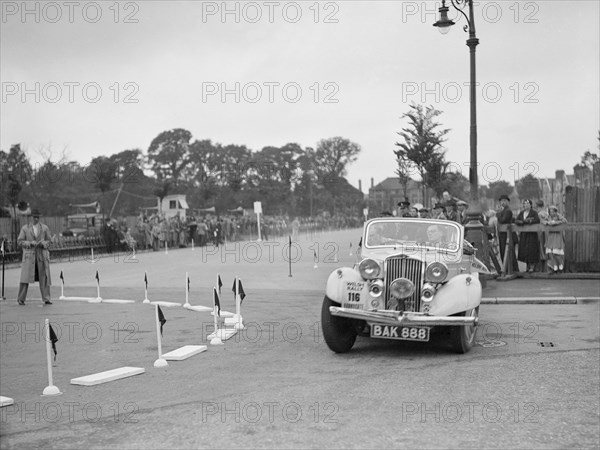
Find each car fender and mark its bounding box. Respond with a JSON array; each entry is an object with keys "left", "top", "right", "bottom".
[
  {"left": 325, "top": 267, "right": 369, "bottom": 307},
  {"left": 428, "top": 273, "right": 482, "bottom": 316}
]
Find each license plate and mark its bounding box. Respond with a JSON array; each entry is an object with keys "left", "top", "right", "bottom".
[{"left": 370, "top": 324, "right": 430, "bottom": 342}]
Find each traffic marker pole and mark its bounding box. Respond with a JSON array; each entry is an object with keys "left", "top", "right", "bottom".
[
  {"left": 153, "top": 304, "right": 168, "bottom": 367},
  {"left": 184, "top": 272, "right": 190, "bottom": 307},
  {"left": 42, "top": 319, "right": 61, "bottom": 396},
  {"left": 288, "top": 236, "right": 292, "bottom": 277}
]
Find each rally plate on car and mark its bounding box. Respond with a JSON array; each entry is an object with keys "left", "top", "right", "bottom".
[{"left": 370, "top": 324, "right": 430, "bottom": 342}]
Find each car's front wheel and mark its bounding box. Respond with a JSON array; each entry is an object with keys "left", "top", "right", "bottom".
[
  {"left": 450, "top": 306, "right": 479, "bottom": 354},
  {"left": 321, "top": 296, "right": 357, "bottom": 353}
]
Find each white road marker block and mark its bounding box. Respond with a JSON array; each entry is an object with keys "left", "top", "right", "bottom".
[
  {"left": 0, "top": 396, "right": 14, "bottom": 407},
  {"left": 225, "top": 314, "right": 244, "bottom": 330},
  {"left": 71, "top": 367, "right": 145, "bottom": 386},
  {"left": 183, "top": 304, "right": 213, "bottom": 312},
  {"left": 58, "top": 296, "right": 96, "bottom": 301},
  {"left": 149, "top": 301, "right": 181, "bottom": 307},
  {"left": 101, "top": 299, "right": 136, "bottom": 304},
  {"left": 207, "top": 328, "right": 238, "bottom": 341},
  {"left": 162, "top": 345, "right": 207, "bottom": 361},
  {"left": 211, "top": 310, "right": 234, "bottom": 317}
]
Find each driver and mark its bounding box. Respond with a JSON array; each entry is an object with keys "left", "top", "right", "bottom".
[
  {"left": 426, "top": 225, "right": 446, "bottom": 245},
  {"left": 368, "top": 223, "right": 398, "bottom": 245}
]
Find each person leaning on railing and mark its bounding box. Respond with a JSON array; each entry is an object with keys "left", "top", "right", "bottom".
[
  {"left": 515, "top": 199, "right": 540, "bottom": 273},
  {"left": 543, "top": 205, "right": 568, "bottom": 273}
]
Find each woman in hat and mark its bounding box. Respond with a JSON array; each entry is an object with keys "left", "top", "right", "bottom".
[
  {"left": 543, "top": 206, "right": 567, "bottom": 273},
  {"left": 16, "top": 208, "right": 53, "bottom": 305},
  {"left": 515, "top": 199, "right": 540, "bottom": 272}
]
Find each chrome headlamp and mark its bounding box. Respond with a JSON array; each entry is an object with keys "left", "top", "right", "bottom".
[
  {"left": 359, "top": 258, "right": 381, "bottom": 280},
  {"left": 389, "top": 278, "right": 415, "bottom": 299},
  {"left": 426, "top": 262, "right": 449, "bottom": 282}
]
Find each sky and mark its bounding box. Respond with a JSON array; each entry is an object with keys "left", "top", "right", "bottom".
[{"left": 1, "top": 0, "right": 599, "bottom": 192}]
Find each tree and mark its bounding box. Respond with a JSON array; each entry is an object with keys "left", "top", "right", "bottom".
[
  {"left": 395, "top": 154, "right": 414, "bottom": 200},
  {"left": 313, "top": 137, "right": 361, "bottom": 182},
  {"left": 394, "top": 103, "right": 450, "bottom": 196},
  {"left": 0, "top": 144, "right": 33, "bottom": 245},
  {"left": 437, "top": 171, "right": 470, "bottom": 200},
  {"left": 147, "top": 128, "right": 192, "bottom": 186},
  {"left": 0, "top": 144, "right": 32, "bottom": 208},
  {"left": 89, "top": 156, "right": 118, "bottom": 197},
  {"left": 573, "top": 149, "right": 600, "bottom": 186},
  {"left": 486, "top": 180, "right": 513, "bottom": 200},
  {"left": 516, "top": 174, "right": 541, "bottom": 200}
]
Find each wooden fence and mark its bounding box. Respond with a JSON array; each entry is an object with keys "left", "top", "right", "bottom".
[{"left": 498, "top": 223, "right": 599, "bottom": 272}]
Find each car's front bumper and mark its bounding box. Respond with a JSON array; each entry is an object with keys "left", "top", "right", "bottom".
[{"left": 329, "top": 306, "right": 478, "bottom": 326}]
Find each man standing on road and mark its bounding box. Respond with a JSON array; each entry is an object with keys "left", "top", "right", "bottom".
[{"left": 16, "top": 209, "right": 53, "bottom": 305}]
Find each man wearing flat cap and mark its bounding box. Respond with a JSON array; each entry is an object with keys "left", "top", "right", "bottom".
[
  {"left": 397, "top": 198, "right": 411, "bottom": 217},
  {"left": 432, "top": 203, "right": 445, "bottom": 220},
  {"left": 17, "top": 208, "right": 53, "bottom": 305}
]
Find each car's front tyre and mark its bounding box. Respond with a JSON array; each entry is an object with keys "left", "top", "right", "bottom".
[
  {"left": 321, "top": 296, "right": 357, "bottom": 353},
  {"left": 450, "top": 306, "right": 479, "bottom": 354}
]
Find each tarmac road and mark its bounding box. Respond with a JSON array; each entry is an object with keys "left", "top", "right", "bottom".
[{"left": 0, "top": 229, "right": 598, "bottom": 449}]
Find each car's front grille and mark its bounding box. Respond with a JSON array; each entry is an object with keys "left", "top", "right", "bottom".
[{"left": 384, "top": 256, "right": 424, "bottom": 312}]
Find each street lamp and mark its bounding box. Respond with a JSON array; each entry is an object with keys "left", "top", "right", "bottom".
[{"left": 434, "top": 0, "right": 489, "bottom": 263}]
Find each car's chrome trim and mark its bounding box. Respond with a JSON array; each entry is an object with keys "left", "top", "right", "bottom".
[{"left": 330, "top": 306, "right": 478, "bottom": 326}]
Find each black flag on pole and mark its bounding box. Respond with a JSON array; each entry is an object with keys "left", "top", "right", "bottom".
[
  {"left": 238, "top": 279, "right": 246, "bottom": 304},
  {"left": 49, "top": 324, "right": 58, "bottom": 361},
  {"left": 187, "top": 275, "right": 190, "bottom": 292},
  {"left": 144, "top": 272, "right": 148, "bottom": 289},
  {"left": 213, "top": 288, "right": 221, "bottom": 317},
  {"left": 218, "top": 275, "right": 223, "bottom": 294},
  {"left": 157, "top": 305, "right": 166, "bottom": 335},
  {"left": 59, "top": 270, "right": 64, "bottom": 283},
  {"left": 95, "top": 270, "right": 99, "bottom": 284},
  {"left": 232, "top": 278, "right": 247, "bottom": 304}
]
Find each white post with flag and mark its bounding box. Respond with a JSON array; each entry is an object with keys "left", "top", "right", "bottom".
[
  {"left": 143, "top": 272, "right": 150, "bottom": 303},
  {"left": 42, "top": 319, "right": 61, "bottom": 396},
  {"left": 154, "top": 304, "right": 168, "bottom": 367},
  {"left": 210, "top": 288, "right": 223, "bottom": 345},
  {"left": 59, "top": 270, "right": 65, "bottom": 300},
  {"left": 184, "top": 272, "right": 190, "bottom": 307},
  {"left": 89, "top": 271, "right": 102, "bottom": 303},
  {"left": 234, "top": 278, "right": 244, "bottom": 330}
]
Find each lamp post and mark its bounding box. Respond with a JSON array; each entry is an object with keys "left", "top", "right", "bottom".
[{"left": 434, "top": 0, "right": 490, "bottom": 264}]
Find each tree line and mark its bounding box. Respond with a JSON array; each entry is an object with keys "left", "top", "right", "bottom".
[{"left": 0, "top": 133, "right": 363, "bottom": 218}]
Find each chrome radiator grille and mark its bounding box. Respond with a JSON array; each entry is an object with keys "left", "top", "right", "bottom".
[{"left": 384, "top": 257, "right": 425, "bottom": 312}]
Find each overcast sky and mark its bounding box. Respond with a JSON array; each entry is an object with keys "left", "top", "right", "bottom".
[{"left": 1, "top": 1, "right": 598, "bottom": 191}]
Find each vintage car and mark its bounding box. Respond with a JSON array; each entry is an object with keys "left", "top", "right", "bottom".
[{"left": 321, "top": 217, "right": 489, "bottom": 354}]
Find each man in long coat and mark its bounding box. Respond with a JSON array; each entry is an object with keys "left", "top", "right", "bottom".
[{"left": 17, "top": 209, "right": 53, "bottom": 305}]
